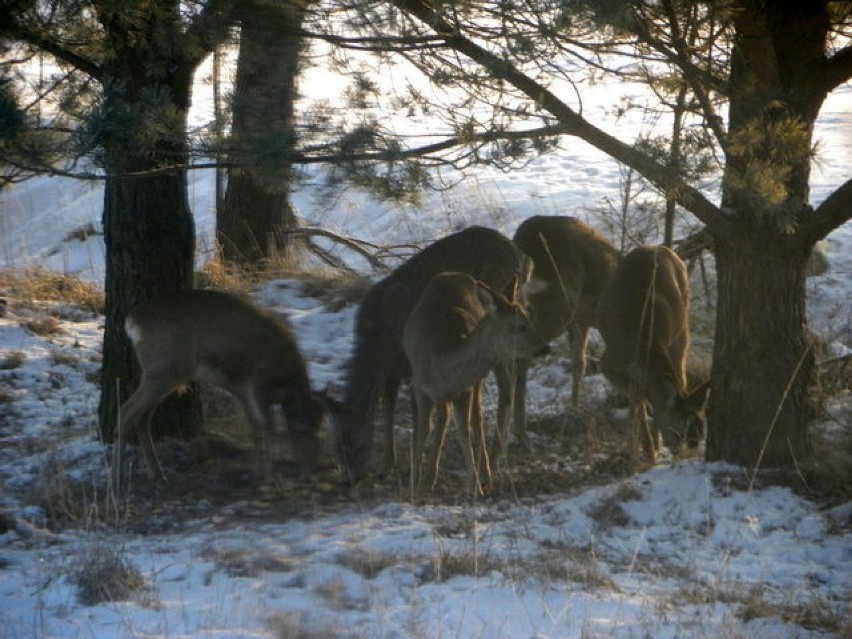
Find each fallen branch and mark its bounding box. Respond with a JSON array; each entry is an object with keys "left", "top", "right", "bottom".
[{"left": 282, "top": 226, "right": 420, "bottom": 273}]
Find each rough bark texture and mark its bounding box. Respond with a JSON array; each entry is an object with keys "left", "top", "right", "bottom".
[
  {"left": 96, "top": 1, "right": 233, "bottom": 442},
  {"left": 706, "top": 229, "right": 816, "bottom": 467},
  {"left": 218, "top": 1, "right": 308, "bottom": 264},
  {"left": 99, "top": 158, "right": 202, "bottom": 443},
  {"left": 703, "top": 1, "right": 835, "bottom": 468}
]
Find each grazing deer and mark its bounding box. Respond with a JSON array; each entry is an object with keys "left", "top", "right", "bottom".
[
  {"left": 597, "top": 246, "right": 710, "bottom": 462},
  {"left": 502, "top": 215, "right": 620, "bottom": 454},
  {"left": 338, "top": 226, "right": 532, "bottom": 483},
  {"left": 403, "top": 272, "right": 550, "bottom": 495},
  {"left": 113, "top": 290, "right": 323, "bottom": 484}
]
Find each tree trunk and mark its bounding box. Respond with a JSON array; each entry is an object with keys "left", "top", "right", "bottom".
[
  {"left": 98, "top": 160, "right": 202, "bottom": 443},
  {"left": 218, "top": 1, "right": 307, "bottom": 265},
  {"left": 706, "top": 229, "right": 816, "bottom": 468},
  {"left": 701, "top": 1, "right": 834, "bottom": 471},
  {"left": 95, "top": 6, "right": 207, "bottom": 443}
]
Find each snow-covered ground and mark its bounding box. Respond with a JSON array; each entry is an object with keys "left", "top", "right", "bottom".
[{"left": 0, "top": 59, "right": 850, "bottom": 638}]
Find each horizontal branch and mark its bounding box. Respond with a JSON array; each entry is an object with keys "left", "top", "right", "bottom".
[
  {"left": 391, "top": 0, "right": 725, "bottom": 229},
  {"left": 806, "top": 176, "right": 852, "bottom": 243},
  {"left": 7, "top": 23, "right": 103, "bottom": 81}
]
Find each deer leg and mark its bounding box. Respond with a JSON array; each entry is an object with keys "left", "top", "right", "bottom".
[
  {"left": 492, "top": 362, "right": 522, "bottom": 462},
  {"left": 628, "top": 401, "right": 641, "bottom": 469},
  {"left": 470, "top": 383, "right": 492, "bottom": 490},
  {"left": 452, "top": 390, "right": 485, "bottom": 496},
  {"left": 115, "top": 376, "right": 176, "bottom": 484},
  {"left": 571, "top": 324, "right": 590, "bottom": 408},
  {"left": 631, "top": 401, "right": 657, "bottom": 466},
  {"left": 410, "top": 390, "right": 434, "bottom": 493},
  {"left": 236, "top": 385, "right": 275, "bottom": 481},
  {"left": 380, "top": 378, "right": 400, "bottom": 476},
  {"left": 424, "top": 400, "right": 450, "bottom": 490},
  {"left": 512, "top": 360, "right": 530, "bottom": 450}
]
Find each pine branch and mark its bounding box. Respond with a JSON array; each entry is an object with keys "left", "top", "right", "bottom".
[{"left": 391, "top": 0, "right": 724, "bottom": 228}]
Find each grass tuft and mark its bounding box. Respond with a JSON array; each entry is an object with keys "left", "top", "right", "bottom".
[
  {"left": 22, "top": 316, "right": 63, "bottom": 336},
  {"left": 68, "top": 544, "right": 147, "bottom": 606},
  {"left": 0, "top": 351, "right": 26, "bottom": 370}
]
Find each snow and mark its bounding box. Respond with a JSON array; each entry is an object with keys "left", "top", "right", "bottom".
[{"left": 0, "top": 56, "right": 850, "bottom": 639}]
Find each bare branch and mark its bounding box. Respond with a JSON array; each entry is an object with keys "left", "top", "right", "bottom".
[
  {"left": 807, "top": 177, "right": 852, "bottom": 243},
  {"left": 283, "top": 226, "right": 419, "bottom": 273},
  {"left": 391, "top": 0, "right": 724, "bottom": 228}
]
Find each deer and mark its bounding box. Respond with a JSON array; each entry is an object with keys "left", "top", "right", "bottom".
[
  {"left": 112, "top": 289, "right": 323, "bottom": 485},
  {"left": 498, "top": 215, "right": 620, "bottom": 455},
  {"left": 337, "top": 226, "right": 533, "bottom": 484},
  {"left": 403, "top": 272, "right": 550, "bottom": 495},
  {"left": 596, "top": 245, "right": 710, "bottom": 463}
]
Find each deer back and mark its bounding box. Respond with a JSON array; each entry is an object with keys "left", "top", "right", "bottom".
[
  {"left": 346, "top": 227, "right": 531, "bottom": 391},
  {"left": 513, "top": 215, "right": 619, "bottom": 341},
  {"left": 127, "top": 290, "right": 313, "bottom": 398}
]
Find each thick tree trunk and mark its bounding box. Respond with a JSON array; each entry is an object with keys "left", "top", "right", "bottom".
[
  {"left": 219, "top": 172, "right": 297, "bottom": 263},
  {"left": 701, "top": 1, "right": 834, "bottom": 471},
  {"left": 98, "top": 162, "right": 202, "bottom": 443},
  {"left": 706, "top": 228, "right": 816, "bottom": 468},
  {"left": 95, "top": 7, "right": 206, "bottom": 442},
  {"left": 218, "top": 1, "right": 307, "bottom": 265}
]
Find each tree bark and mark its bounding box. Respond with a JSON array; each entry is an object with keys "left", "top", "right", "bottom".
[
  {"left": 94, "top": 2, "right": 231, "bottom": 442},
  {"left": 218, "top": 0, "right": 308, "bottom": 265},
  {"left": 99, "top": 160, "right": 203, "bottom": 442},
  {"left": 706, "top": 228, "right": 816, "bottom": 467},
  {"left": 703, "top": 1, "right": 834, "bottom": 469}
]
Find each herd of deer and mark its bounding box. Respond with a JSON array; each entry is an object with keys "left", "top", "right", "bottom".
[{"left": 113, "top": 216, "right": 711, "bottom": 495}]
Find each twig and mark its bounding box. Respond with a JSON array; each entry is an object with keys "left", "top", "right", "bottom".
[
  {"left": 748, "top": 342, "right": 813, "bottom": 492},
  {"left": 282, "top": 226, "right": 420, "bottom": 273}
]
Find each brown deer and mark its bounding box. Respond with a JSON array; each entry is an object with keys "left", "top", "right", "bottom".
[
  {"left": 500, "top": 216, "right": 619, "bottom": 454},
  {"left": 338, "top": 226, "right": 532, "bottom": 483},
  {"left": 113, "top": 290, "right": 323, "bottom": 484},
  {"left": 403, "top": 272, "right": 550, "bottom": 494},
  {"left": 597, "top": 245, "right": 710, "bottom": 462}
]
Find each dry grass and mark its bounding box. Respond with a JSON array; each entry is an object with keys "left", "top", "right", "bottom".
[
  {"left": 22, "top": 315, "right": 63, "bottom": 336},
  {"left": 587, "top": 483, "right": 642, "bottom": 531},
  {"left": 268, "top": 611, "right": 361, "bottom": 639},
  {"left": 0, "top": 350, "right": 26, "bottom": 370},
  {"left": 735, "top": 585, "right": 850, "bottom": 636},
  {"left": 195, "top": 247, "right": 312, "bottom": 292},
  {"left": 67, "top": 543, "right": 147, "bottom": 606},
  {"left": 23, "top": 452, "right": 109, "bottom": 531},
  {"left": 312, "top": 577, "right": 369, "bottom": 611},
  {"left": 336, "top": 548, "right": 402, "bottom": 580},
  {"left": 197, "top": 253, "right": 372, "bottom": 307},
  {"left": 0, "top": 268, "right": 103, "bottom": 313}
]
